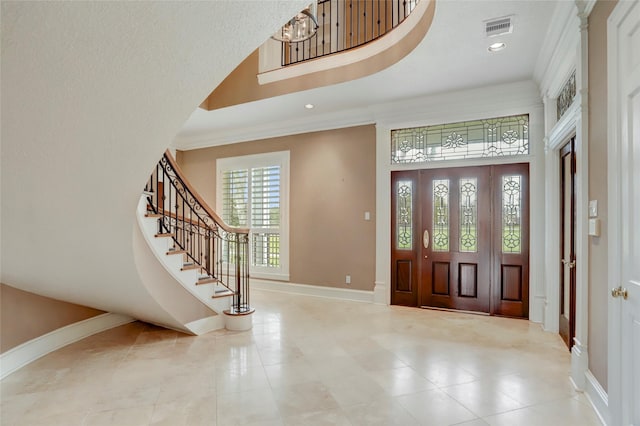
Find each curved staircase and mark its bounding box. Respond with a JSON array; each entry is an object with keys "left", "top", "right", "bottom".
[{"left": 135, "top": 151, "right": 253, "bottom": 334}]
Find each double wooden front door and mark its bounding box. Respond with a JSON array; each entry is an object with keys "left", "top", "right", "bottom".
[{"left": 391, "top": 163, "right": 529, "bottom": 318}]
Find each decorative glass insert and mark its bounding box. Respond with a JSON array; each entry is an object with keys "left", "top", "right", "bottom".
[
  {"left": 432, "top": 179, "right": 450, "bottom": 251},
  {"left": 557, "top": 71, "right": 576, "bottom": 120},
  {"left": 396, "top": 180, "right": 413, "bottom": 250},
  {"left": 391, "top": 114, "right": 529, "bottom": 164},
  {"left": 459, "top": 178, "right": 478, "bottom": 252},
  {"left": 502, "top": 175, "right": 522, "bottom": 253}
]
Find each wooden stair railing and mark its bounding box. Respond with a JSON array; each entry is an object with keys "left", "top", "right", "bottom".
[{"left": 144, "top": 150, "right": 252, "bottom": 315}]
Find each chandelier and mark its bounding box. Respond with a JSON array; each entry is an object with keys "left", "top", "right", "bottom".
[{"left": 271, "top": 3, "right": 319, "bottom": 43}]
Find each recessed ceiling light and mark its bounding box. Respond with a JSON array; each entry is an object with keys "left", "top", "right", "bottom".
[
  {"left": 488, "top": 42, "right": 506, "bottom": 52},
  {"left": 304, "top": 103, "right": 314, "bottom": 109}
]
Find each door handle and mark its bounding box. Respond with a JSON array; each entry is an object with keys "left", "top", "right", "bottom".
[
  {"left": 423, "top": 229, "right": 430, "bottom": 249},
  {"left": 611, "top": 286, "right": 628, "bottom": 300},
  {"left": 561, "top": 259, "right": 576, "bottom": 268}
]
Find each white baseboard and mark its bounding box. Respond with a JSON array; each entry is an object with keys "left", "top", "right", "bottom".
[
  {"left": 251, "top": 279, "right": 374, "bottom": 303},
  {"left": 570, "top": 338, "right": 589, "bottom": 390},
  {"left": 584, "top": 370, "right": 610, "bottom": 426},
  {"left": 531, "top": 294, "right": 546, "bottom": 324},
  {"left": 373, "top": 281, "right": 388, "bottom": 305},
  {"left": 1, "top": 313, "right": 134, "bottom": 380}
]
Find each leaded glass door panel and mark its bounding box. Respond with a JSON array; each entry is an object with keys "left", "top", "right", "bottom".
[
  {"left": 391, "top": 171, "right": 419, "bottom": 306},
  {"left": 491, "top": 163, "right": 529, "bottom": 318},
  {"left": 419, "top": 167, "right": 492, "bottom": 313}
]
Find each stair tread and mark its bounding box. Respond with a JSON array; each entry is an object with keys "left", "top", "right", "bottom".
[
  {"left": 155, "top": 233, "right": 174, "bottom": 238},
  {"left": 212, "top": 288, "right": 235, "bottom": 298},
  {"left": 145, "top": 213, "right": 163, "bottom": 218},
  {"left": 181, "top": 264, "right": 201, "bottom": 271},
  {"left": 166, "top": 249, "right": 186, "bottom": 255},
  {"left": 196, "top": 277, "right": 219, "bottom": 285}
]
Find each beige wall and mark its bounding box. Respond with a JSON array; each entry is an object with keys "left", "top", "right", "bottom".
[
  {"left": 177, "top": 125, "right": 376, "bottom": 291},
  {"left": 1, "top": 283, "right": 104, "bottom": 353},
  {"left": 587, "top": 0, "right": 617, "bottom": 391}
]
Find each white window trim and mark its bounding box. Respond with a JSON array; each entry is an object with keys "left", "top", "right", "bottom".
[{"left": 216, "top": 151, "right": 290, "bottom": 281}]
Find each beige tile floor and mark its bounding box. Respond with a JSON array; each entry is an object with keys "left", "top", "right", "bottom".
[{"left": 1, "top": 289, "right": 602, "bottom": 426}]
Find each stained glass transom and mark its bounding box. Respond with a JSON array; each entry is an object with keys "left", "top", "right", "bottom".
[
  {"left": 557, "top": 71, "right": 576, "bottom": 120},
  {"left": 459, "top": 178, "right": 478, "bottom": 253},
  {"left": 432, "top": 179, "right": 450, "bottom": 252},
  {"left": 502, "top": 175, "right": 522, "bottom": 253},
  {"left": 391, "top": 114, "right": 529, "bottom": 164},
  {"left": 396, "top": 180, "right": 413, "bottom": 250}
]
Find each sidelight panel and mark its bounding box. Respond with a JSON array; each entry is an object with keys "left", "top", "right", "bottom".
[{"left": 396, "top": 180, "right": 413, "bottom": 250}]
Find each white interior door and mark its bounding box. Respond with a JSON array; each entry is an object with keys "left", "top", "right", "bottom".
[{"left": 608, "top": 1, "right": 640, "bottom": 425}]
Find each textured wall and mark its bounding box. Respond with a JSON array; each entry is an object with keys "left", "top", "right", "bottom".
[
  {"left": 177, "top": 125, "right": 376, "bottom": 291},
  {"left": 1, "top": 1, "right": 308, "bottom": 329}
]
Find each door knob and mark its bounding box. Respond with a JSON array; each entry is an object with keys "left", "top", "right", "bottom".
[
  {"left": 423, "top": 229, "right": 430, "bottom": 249},
  {"left": 611, "top": 286, "right": 628, "bottom": 300},
  {"left": 561, "top": 259, "right": 576, "bottom": 268}
]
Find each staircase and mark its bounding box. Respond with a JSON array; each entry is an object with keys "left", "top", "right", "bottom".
[{"left": 135, "top": 150, "right": 253, "bottom": 334}]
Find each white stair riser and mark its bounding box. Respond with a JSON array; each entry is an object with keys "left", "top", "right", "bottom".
[{"left": 137, "top": 197, "right": 231, "bottom": 326}]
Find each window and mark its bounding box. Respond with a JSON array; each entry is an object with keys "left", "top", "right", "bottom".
[
  {"left": 391, "top": 114, "right": 529, "bottom": 164},
  {"left": 217, "top": 151, "right": 290, "bottom": 281}
]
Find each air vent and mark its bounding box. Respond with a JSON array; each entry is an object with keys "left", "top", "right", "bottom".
[{"left": 485, "top": 17, "right": 513, "bottom": 37}]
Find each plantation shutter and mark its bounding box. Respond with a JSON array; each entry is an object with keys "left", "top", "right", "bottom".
[
  {"left": 218, "top": 151, "right": 288, "bottom": 280},
  {"left": 251, "top": 166, "right": 281, "bottom": 268},
  {"left": 222, "top": 169, "right": 249, "bottom": 227}
]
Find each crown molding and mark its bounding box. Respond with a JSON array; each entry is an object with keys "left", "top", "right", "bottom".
[
  {"left": 534, "top": 1, "right": 580, "bottom": 96},
  {"left": 173, "top": 80, "right": 542, "bottom": 151},
  {"left": 173, "top": 107, "right": 375, "bottom": 150},
  {"left": 372, "top": 80, "right": 543, "bottom": 129}
]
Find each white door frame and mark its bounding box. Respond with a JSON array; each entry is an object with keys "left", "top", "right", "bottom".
[
  {"left": 607, "top": 1, "right": 640, "bottom": 424},
  {"left": 373, "top": 81, "right": 546, "bottom": 324},
  {"left": 538, "top": 1, "right": 593, "bottom": 391},
  {"left": 544, "top": 90, "right": 590, "bottom": 389}
]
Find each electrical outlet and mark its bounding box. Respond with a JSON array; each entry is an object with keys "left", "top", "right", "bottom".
[{"left": 345, "top": 275, "right": 351, "bottom": 284}]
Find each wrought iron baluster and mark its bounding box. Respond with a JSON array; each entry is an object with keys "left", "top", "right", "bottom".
[{"left": 144, "top": 151, "right": 252, "bottom": 314}]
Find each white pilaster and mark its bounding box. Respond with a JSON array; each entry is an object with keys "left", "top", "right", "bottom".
[
  {"left": 374, "top": 124, "right": 392, "bottom": 305},
  {"left": 571, "top": 337, "right": 589, "bottom": 390},
  {"left": 571, "top": 5, "right": 591, "bottom": 386}
]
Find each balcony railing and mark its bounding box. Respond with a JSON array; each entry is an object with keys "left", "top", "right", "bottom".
[{"left": 282, "top": 0, "right": 419, "bottom": 66}]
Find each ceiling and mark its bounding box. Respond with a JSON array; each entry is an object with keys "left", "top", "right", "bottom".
[{"left": 175, "top": 0, "right": 558, "bottom": 148}]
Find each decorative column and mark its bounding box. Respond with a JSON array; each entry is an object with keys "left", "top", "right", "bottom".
[
  {"left": 570, "top": 2, "right": 591, "bottom": 390},
  {"left": 374, "top": 124, "right": 391, "bottom": 304}
]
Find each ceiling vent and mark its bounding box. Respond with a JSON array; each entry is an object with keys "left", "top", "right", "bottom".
[{"left": 485, "top": 17, "right": 513, "bottom": 37}]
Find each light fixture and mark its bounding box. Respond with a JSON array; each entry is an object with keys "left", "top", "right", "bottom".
[
  {"left": 271, "top": 3, "right": 319, "bottom": 43},
  {"left": 488, "top": 42, "right": 506, "bottom": 52},
  {"left": 304, "top": 103, "right": 314, "bottom": 109}
]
